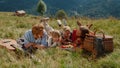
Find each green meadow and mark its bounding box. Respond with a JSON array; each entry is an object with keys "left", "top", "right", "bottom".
[{"left": 0, "top": 12, "right": 120, "bottom": 68}]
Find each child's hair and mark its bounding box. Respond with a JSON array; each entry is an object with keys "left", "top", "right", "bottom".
[
  {"left": 51, "top": 30, "right": 61, "bottom": 38},
  {"left": 63, "top": 26, "right": 71, "bottom": 32},
  {"left": 32, "top": 24, "right": 44, "bottom": 35}
]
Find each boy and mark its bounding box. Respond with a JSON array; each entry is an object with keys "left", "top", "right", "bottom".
[
  {"left": 40, "top": 17, "right": 54, "bottom": 36},
  {"left": 48, "top": 30, "right": 61, "bottom": 47}
]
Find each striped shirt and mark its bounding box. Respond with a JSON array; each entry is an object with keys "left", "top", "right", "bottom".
[{"left": 23, "top": 29, "right": 48, "bottom": 46}]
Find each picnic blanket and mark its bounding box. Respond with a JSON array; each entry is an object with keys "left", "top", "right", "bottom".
[{"left": 0, "top": 39, "right": 23, "bottom": 51}]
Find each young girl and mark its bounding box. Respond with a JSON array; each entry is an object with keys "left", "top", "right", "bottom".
[
  {"left": 61, "top": 26, "right": 72, "bottom": 45},
  {"left": 48, "top": 30, "right": 61, "bottom": 47}
]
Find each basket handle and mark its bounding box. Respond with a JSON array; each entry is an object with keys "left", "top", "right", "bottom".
[
  {"left": 94, "top": 30, "right": 105, "bottom": 39},
  {"left": 85, "top": 29, "right": 97, "bottom": 37}
]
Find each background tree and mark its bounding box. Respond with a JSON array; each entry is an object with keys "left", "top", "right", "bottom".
[
  {"left": 37, "top": 0, "right": 47, "bottom": 16},
  {"left": 55, "top": 10, "right": 67, "bottom": 19}
]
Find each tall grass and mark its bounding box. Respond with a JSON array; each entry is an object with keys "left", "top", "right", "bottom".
[{"left": 0, "top": 12, "right": 120, "bottom": 68}]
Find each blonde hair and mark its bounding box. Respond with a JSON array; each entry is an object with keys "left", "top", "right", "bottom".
[
  {"left": 51, "top": 30, "right": 61, "bottom": 38},
  {"left": 63, "top": 26, "right": 71, "bottom": 32},
  {"left": 32, "top": 24, "right": 44, "bottom": 35}
]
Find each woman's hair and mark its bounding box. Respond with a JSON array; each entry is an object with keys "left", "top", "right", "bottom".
[
  {"left": 51, "top": 30, "right": 61, "bottom": 38},
  {"left": 32, "top": 24, "right": 44, "bottom": 35},
  {"left": 80, "top": 26, "right": 89, "bottom": 39}
]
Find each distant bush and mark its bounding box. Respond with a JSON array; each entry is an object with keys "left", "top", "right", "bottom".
[{"left": 55, "top": 10, "right": 67, "bottom": 19}]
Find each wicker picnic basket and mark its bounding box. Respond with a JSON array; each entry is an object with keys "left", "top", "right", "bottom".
[
  {"left": 102, "top": 35, "right": 113, "bottom": 52},
  {"left": 83, "top": 35, "right": 95, "bottom": 52},
  {"left": 95, "top": 31, "right": 114, "bottom": 52},
  {"left": 83, "top": 31, "right": 114, "bottom": 58}
]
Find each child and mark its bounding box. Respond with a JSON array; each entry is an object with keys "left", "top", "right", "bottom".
[
  {"left": 40, "top": 17, "right": 54, "bottom": 36},
  {"left": 72, "top": 29, "right": 82, "bottom": 47},
  {"left": 61, "top": 26, "right": 72, "bottom": 45},
  {"left": 48, "top": 30, "right": 61, "bottom": 47}
]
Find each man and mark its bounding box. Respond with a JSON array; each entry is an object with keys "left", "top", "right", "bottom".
[{"left": 21, "top": 24, "right": 48, "bottom": 53}]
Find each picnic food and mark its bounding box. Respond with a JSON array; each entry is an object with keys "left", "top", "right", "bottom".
[{"left": 61, "top": 44, "right": 74, "bottom": 48}]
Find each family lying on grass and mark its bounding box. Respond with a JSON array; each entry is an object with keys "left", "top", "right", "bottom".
[
  {"left": 17, "top": 17, "right": 93, "bottom": 54},
  {"left": 0, "top": 17, "right": 113, "bottom": 61}
]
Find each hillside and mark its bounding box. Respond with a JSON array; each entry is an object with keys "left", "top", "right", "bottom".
[
  {"left": 0, "top": 0, "right": 120, "bottom": 18},
  {"left": 45, "top": 0, "right": 120, "bottom": 18},
  {"left": 0, "top": 12, "right": 120, "bottom": 68}
]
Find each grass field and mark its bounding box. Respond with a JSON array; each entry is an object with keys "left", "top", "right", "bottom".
[{"left": 0, "top": 12, "right": 120, "bottom": 68}]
